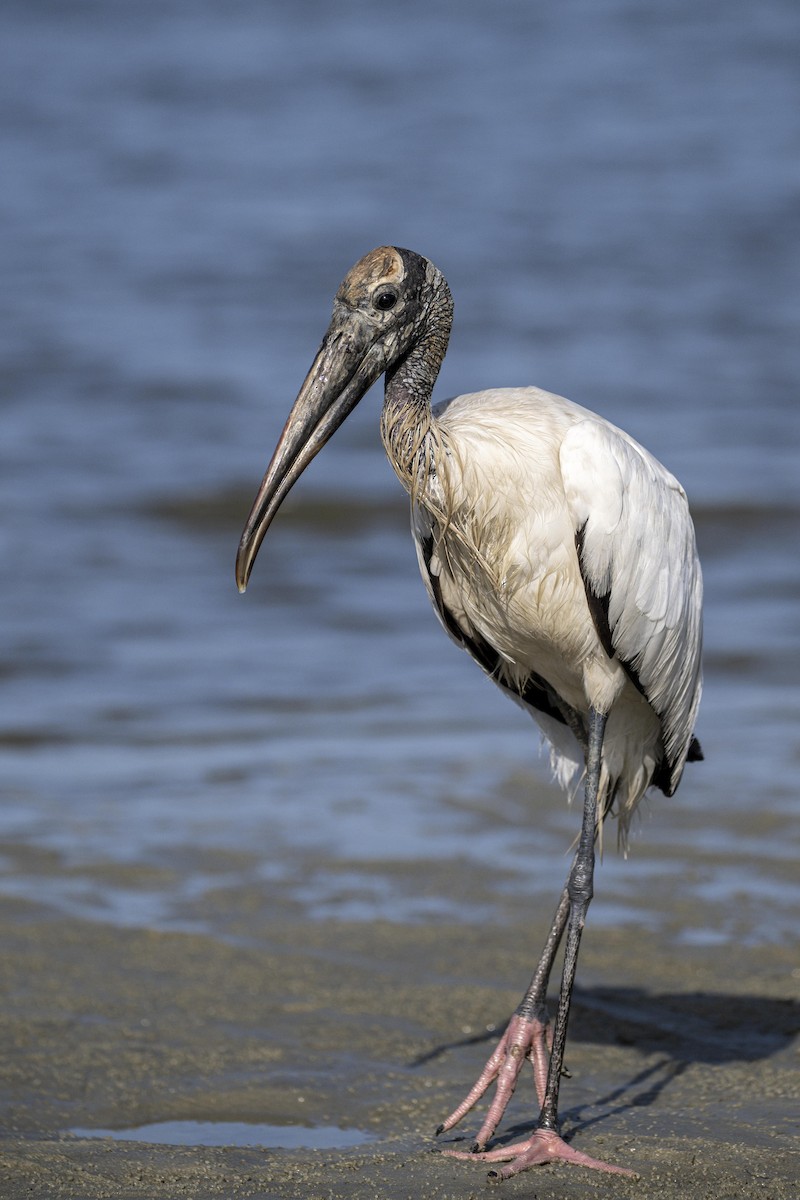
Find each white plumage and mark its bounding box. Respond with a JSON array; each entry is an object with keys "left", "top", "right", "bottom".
[{"left": 411, "top": 385, "right": 702, "bottom": 842}]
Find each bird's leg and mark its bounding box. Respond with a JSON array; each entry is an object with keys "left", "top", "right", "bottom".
[
  {"left": 443, "top": 708, "right": 637, "bottom": 1179},
  {"left": 435, "top": 884, "right": 569, "bottom": 1148}
]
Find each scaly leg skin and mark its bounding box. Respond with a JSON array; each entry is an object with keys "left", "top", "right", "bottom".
[
  {"left": 441, "top": 710, "right": 638, "bottom": 1180},
  {"left": 435, "top": 1010, "right": 553, "bottom": 1149},
  {"left": 445, "top": 1127, "right": 637, "bottom": 1180},
  {"left": 436, "top": 882, "right": 571, "bottom": 1148}
]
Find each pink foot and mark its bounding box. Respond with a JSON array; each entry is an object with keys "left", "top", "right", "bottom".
[
  {"left": 436, "top": 1012, "right": 551, "bottom": 1150},
  {"left": 442, "top": 1127, "right": 638, "bottom": 1181}
]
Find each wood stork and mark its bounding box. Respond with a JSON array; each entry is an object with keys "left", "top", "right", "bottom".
[{"left": 235, "top": 247, "right": 703, "bottom": 1180}]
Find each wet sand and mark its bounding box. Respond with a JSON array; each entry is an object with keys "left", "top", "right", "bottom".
[{"left": 0, "top": 848, "right": 797, "bottom": 1200}]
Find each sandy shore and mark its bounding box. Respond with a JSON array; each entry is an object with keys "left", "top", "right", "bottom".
[{"left": 0, "top": 858, "right": 797, "bottom": 1200}]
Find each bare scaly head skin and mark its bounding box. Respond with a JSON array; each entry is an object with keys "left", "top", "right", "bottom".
[
  {"left": 335, "top": 246, "right": 452, "bottom": 386},
  {"left": 335, "top": 246, "right": 406, "bottom": 306}
]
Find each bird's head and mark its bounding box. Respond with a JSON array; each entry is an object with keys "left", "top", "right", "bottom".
[{"left": 235, "top": 246, "right": 450, "bottom": 592}]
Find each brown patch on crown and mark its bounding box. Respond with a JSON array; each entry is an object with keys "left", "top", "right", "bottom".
[{"left": 336, "top": 246, "right": 405, "bottom": 306}]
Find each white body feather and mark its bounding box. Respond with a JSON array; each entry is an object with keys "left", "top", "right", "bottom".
[{"left": 402, "top": 386, "right": 703, "bottom": 841}]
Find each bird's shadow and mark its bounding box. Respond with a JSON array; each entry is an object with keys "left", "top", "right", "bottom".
[{"left": 413, "top": 984, "right": 798, "bottom": 1143}]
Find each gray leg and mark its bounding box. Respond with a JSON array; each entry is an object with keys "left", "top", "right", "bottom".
[
  {"left": 537, "top": 705, "right": 606, "bottom": 1131},
  {"left": 436, "top": 884, "right": 570, "bottom": 1147},
  {"left": 515, "top": 883, "right": 570, "bottom": 1024},
  {"left": 442, "top": 707, "right": 636, "bottom": 1178}
]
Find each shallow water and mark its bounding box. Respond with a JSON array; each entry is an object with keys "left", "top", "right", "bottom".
[
  {"left": 70, "top": 1121, "right": 374, "bottom": 1150},
  {"left": 1, "top": 1, "right": 798, "bottom": 950}
]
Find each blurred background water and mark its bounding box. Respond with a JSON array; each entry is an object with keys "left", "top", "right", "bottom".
[{"left": 1, "top": 0, "right": 798, "bottom": 948}]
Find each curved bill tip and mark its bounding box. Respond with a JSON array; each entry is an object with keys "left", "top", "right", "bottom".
[{"left": 235, "top": 534, "right": 256, "bottom": 594}]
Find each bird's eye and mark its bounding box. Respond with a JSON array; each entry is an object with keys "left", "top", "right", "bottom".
[{"left": 374, "top": 290, "right": 398, "bottom": 311}]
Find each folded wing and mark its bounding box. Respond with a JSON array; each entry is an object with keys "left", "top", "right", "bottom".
[{"left": 560, "top": 419, "right": 703, "bottom": 795}]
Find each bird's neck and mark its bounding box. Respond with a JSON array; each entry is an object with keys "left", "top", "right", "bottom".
[{"left": 380, "top": 275, "right": 453, "bottom": 498}]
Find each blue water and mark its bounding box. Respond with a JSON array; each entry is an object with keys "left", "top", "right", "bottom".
[
  {"left": 1, "top": 1, "right": 798, "bottom": 946},
  {"left": 70, "top": 1120, "right": 373, "bottom": 1150}
]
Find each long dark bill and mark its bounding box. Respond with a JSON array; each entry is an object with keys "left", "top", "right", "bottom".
[{"left": 235, "top": 306, "right": 385, "bottom": 593}]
